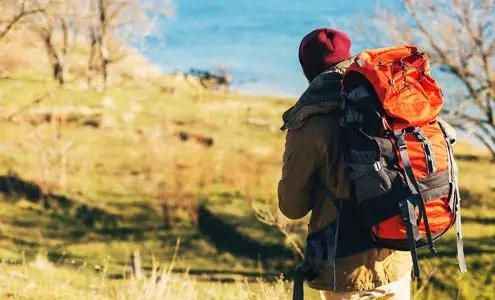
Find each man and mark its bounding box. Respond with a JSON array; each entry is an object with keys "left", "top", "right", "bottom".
[{"left": 278, "top": 28, "right": 413, "bottom": 300}]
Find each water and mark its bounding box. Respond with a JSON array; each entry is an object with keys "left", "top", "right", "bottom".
[{"left": 144, "top": 0, "right": 401, "bottom": 97}]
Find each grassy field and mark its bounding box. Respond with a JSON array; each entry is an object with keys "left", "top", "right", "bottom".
[{"left": 0, "top": 70, "right": 493, "bottom": 299}]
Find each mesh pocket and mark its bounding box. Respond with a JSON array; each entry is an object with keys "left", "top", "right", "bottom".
[
  {"left": 349, "top": 139, "right": 397, "bottom": 202},
  {"left": 350, "top": 161, "right": 393, "bottom": 201}
]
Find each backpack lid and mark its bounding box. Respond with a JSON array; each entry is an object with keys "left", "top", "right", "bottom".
[{"left": 344, "top": 46, "right": 444, "bottom": 128}]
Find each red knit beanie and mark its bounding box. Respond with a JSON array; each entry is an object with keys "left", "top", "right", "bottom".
[{"left": 299, "top": 28, "right": 352, "bottom": 82}]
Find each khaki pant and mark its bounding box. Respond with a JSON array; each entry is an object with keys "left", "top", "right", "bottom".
[{"left": 320, "top": 274, "right": 411, "bottom": 300}]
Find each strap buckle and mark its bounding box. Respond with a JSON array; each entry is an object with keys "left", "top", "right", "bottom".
[
  {"left": 412, "top": 127, "right": 425, "bottom": 141},
  {"left": 398, "top": 200, "right": 409, "bottom": 222},
  {"left": 394, "top": 131, "right": 408, "bottom": 150}
]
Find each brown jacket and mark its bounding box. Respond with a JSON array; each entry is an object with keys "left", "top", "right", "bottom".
[{"left": 278, "top": 61, "right": 412, "bottom": 292}]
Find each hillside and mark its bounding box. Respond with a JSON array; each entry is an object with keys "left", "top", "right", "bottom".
[{"left": 0, "top": 69, "right": 493, "bottom": 299}]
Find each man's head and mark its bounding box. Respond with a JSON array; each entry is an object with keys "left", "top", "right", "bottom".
[{"left": 299, "top": 28, "right": 352, "bottom": 82}]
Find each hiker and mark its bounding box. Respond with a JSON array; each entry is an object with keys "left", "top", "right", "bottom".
[
  {"left": 278, "top": 28, "right": 466, "bottom": 300},
  {"left": 279, "top": 28, "right": 413, "bottom": 300}
]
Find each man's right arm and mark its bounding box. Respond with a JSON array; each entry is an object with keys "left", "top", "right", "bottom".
[{"left": 278, "top": 122, "right": 321, "bottom": 220}]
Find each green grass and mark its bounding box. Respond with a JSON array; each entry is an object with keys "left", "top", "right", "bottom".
[{"left": 0, "top": 70, "right": 493, "bottom": 299}]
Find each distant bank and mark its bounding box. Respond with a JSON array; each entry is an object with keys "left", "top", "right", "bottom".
[{"left": 142, "top": 0, "right": 398, "bottom": 97}]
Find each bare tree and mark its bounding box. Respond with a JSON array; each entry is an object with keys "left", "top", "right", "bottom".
[
  {"left": 21, "top": 0, "right": 87, "bottom": 85},
  {"left": 0, "top": 0, "right": 43, "bottom": 42},
  {"left": 372, "top": 0, "right": 495, "bottom": 158},
  {"left": 87, "top": 0, "right": 173, "bottom": 88},
  {"left": 87, "top": 0, "right": 108, "bottom": 87},
  {"left": 1, "top": 0, "right": 173, "bottom": 87}
]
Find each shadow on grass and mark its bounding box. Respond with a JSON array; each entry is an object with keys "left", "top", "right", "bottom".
[
  {"left": 455, "top": 154, "right": 489, "bottom": 162},
  {"left": 0, "top": 173, "right": 125, "bottom": 235},
  {"left": 1, "top": 173, "right": 297, "bottom": 278},
  {"left": 0, "top": 173, "right": 196, "bottom": 250},
  {"left": 0, "top": 173, "right": 43, "bottom": 202},
  {"left": 107, "top": 269, "right": 281, "bottom": 283},
  {"left": 421, "top": 235, "right": 495, "bottom": 259},
  {"left": 197, "top": 205, "right": 293, "bottom": 261},
  {"left": 462, "top": 216, "right": 495, "bottom": 225},
  {"left": 459, "top": 188, "right": 490, "bottom": 208}
]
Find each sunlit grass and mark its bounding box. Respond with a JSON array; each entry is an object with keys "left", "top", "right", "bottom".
[{"left": 0, "top": 71, "right": 493, "bottom": 299}]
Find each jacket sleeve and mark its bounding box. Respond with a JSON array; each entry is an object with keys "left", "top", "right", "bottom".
[{"left": 278, "top": 124, "right": 320, "bottom": 220}]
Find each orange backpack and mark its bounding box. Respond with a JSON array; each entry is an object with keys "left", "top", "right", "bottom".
[{"left": 340, "top": 46, "right": 467, "bottom": 278}]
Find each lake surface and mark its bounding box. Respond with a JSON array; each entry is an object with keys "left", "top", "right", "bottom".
[{"left": 144, "top": 0, "right": 401, "bottom": 97}]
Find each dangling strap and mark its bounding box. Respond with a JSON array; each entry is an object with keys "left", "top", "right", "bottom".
[
  {"left": 399, "top": 197, "right": 421, "bottom": 278},
  {"left": 448, "top": 137, "right": 467, "bottom": 274},
  {"left": 292, "top": 188, "right": 342, "bottom": 300},
  {"left": 452, "top": 153, "right": 467, "bottom": 273},
  {"left": 319, "top": 186, "right": 342, "bottom": 291},
  {"left": 292, "top": 269, "right": 305, "bottom": 300},
  {"left": 293, "top": 244, "right": 319, "bottom": 300},
  {"left": 438, "top": 121, "right": 467, "bottom": 274},
  {"left": 455, "top": 184, "right": 467, "bottom": 273},
  {"left": 327, "top": 198, "right": 341, "bottom": 291}
]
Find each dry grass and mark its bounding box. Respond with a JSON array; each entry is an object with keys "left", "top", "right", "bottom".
[
  {"left": 0, "top": 243, "right": 299, "bottom": 300},
  {"left": 0, "top": 70, "right": 492, "bottom": 300}
]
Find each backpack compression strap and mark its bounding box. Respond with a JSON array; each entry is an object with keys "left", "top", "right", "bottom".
[
  {"left": 394, "top": 129, "right": 437, "bottom": 278},
  {"left": 411, "top": 128, "right": 437, "bottom": 175}
]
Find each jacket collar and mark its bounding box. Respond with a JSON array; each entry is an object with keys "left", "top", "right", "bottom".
[{"left": 281, "top": 57, "right": 354, "bottom": 130}]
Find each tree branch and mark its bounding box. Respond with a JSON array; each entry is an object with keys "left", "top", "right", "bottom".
[
  {"left": 378, "top": 0, "right": 495, "bottom": 158},
  {"left": 450, "top": 123, "right": 495, "bottom": 158},
  {"left": 0, "top": 2, "right": 44, "bottom": 42}
]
